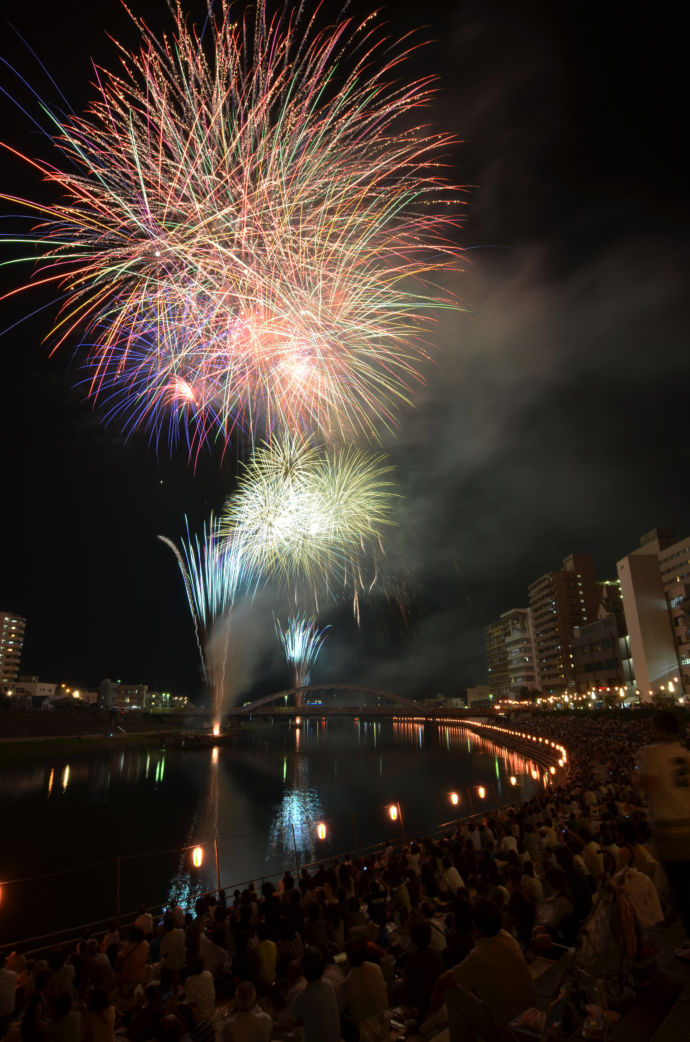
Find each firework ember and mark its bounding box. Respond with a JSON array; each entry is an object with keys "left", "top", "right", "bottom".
[
  {"left": 221, "top": 434, "right": 395, "bottom": 595},
  {"left": 1, "top": 1, "right": 463, "bottom": 451}
]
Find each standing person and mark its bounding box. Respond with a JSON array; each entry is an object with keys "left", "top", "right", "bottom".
[{"left": 636, "top": 709, "right": 690, "bottom": 959}]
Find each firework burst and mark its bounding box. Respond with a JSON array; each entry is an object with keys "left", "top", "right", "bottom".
[
  {"left": 221, "top": 433, "right": 395, "bottom": 598},
  {"left": 1, "top": 0, "right": 463, "bottom": 452}
]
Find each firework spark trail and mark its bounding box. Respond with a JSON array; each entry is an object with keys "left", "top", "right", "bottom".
[
  {"left": 274, "top": 613, "right": 330, "bottom": 705},
  {"left": 1, "top": 1, "right": 464, "bottom": 452},
  {"left": 158, "top": 516, "right": 254, "bottom": 716},
  {"left": 221, "top": 433, "right": 395, "bottom": 602}
]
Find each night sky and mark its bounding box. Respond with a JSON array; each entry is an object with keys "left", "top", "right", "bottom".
[{"left": 1, "top": 0, "right": 688, "bottom": 701}]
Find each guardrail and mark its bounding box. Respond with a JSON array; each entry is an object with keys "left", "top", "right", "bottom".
[{"left": 2, "top": 720, "right": 570, "bottom": 957}]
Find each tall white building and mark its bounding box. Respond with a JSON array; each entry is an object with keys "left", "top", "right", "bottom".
[
  {"left": 617, "top": 529, "right": 687, "bottom": 700},
  {"left": 0, "top": 611, "right": 26, "bottom": 689}
]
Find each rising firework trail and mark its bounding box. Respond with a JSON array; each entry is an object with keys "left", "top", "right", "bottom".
[
  {"left": 158, "top": 517, "right": 252, "bottom": 726},
  {"left": 274, "top": 614, "right": 330, "bottom": 707},
  {"left": 1, "top": 0, "right": 464, "bottom": 453}
]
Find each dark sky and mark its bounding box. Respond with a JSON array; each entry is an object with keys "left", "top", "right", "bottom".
[{"left": 1, "top": 0, "right": 688, "bottom": 700}]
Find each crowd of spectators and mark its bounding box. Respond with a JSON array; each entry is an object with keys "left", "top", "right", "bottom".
[{"left": 1, "top": 710, "right": 688, "bottom": 1042}]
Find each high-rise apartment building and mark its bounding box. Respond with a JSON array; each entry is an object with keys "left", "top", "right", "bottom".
[
  {"left": 617, "top": 530, "right": 689, "bottom": 699},
  {"left": 485, "top": 608, "right": 537, "bottom": 697},
  {"left": 485, "top": 618, "right": 508, "bottom": 695},
  {"left": 528, "top": 554, "right": 599, "bottom": 693},
  {"left": 0, "top": 611, "right": 26, "bottom": 688},
  {"left": 660, "top": 535, "right": 690, "bottom": 695},
  {"left": 572, "top": 581, "right": 634, "bottom": 692}
]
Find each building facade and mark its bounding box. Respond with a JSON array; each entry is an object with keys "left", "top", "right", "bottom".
[
  {"left": 528, "top": 554, "right": 599, "bottom": 693},
  {"left": 571, "top": 582, "right": 633, "bottom": 692},
  {"left": 617, "top": 529, "right": 683, "bottom": 700},
  {"left": 485, "top": 618, "right": 508, "bottom": 696},
  {"left": 0, "top": 611, "right": 26, "bottom": 689},
  {"left": 658, "top": 536, "right": 690, "bottom": 696},
  {"left": 485, "top": 608, "right": 537, "bottom": 696}
]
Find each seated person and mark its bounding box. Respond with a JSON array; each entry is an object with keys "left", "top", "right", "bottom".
[
  {"left": 532, "top": 867, "right": 578, "bottom": 948},
  {"left": 431, "top": 898, "right": 536, "bottom": 1042},
  {"left": 222, "top": 982, "right": 272, "bottom": 1042},
  {"left": 339, "top": 938, "right": 388, "bottom": 1038},
  {"left": 401, "top": 920, "right": 444, "bottom": 1023}
]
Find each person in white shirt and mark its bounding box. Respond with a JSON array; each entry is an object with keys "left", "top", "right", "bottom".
[
  {"left": 184, "top": 959, "right": 215, "bottom": 1021},
  {"left": 222, "top": 983, "right": 272, "bottom": 1042},
  {"left": 159, "top": 917, "right": 187, "bottom": 976},
  {"left": 339, "top": 939, "right": 388, "bottom": 1035},
  {"left": 636, "top": 710, "right": 690, "bottom": 956},
  {"left": 520, "top": 862, "right": 544, "bottom": 903},
  {"left": 442, "top": 859, "right": 465, "bottom": 894},
  {"left": 500, "top": 833, "right": 518, "bottom": 855}
]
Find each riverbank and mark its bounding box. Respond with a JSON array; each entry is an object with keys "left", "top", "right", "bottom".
[{"left": 0, "top": 708, "right": 214, "bottom": 759}]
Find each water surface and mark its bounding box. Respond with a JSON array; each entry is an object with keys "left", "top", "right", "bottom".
[{"left": 0, "top": 718, "right": 539, "bottom": 945}]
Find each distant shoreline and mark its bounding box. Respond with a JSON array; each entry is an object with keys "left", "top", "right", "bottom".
[{"left": 0, "top": 709, "right": 205, "bottom": 756}]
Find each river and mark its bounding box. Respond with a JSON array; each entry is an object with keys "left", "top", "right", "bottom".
[{"left": 0, "top": 717, "right": 541, "bottom": 947}]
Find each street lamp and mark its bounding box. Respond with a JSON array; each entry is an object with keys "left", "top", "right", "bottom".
[{"left": 388, "top": 801, "right": 405, "bottom": 839}]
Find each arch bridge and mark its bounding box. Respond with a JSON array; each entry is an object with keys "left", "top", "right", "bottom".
[{"left": 225, "top": 685, "right": 492, "bottom": 718}]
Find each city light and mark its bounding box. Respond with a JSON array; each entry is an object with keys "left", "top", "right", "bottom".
[
  {"left": 450, "top": 791, "right": 460, "bottom": 806},
  {"left": 388, "top": 804, "right": 398, "bottom": 822},
  {"left": 477, "top": 786, "right": 486, "bottom": 799},
  {"left": 316, "top": 822, "right": 327, "bottom": 841},
  {"left": 192, "top": 846, "right": 203, "bottom": 868},
  {"left": 509, "top": 776, "right": 517, "bottom": 786}
]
